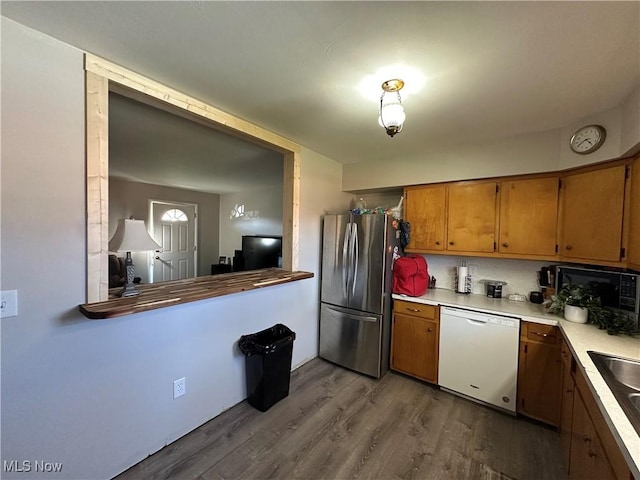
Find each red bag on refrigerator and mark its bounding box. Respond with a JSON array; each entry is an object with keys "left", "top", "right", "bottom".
[{"left": 392, "top": 255, "right": 429, "bottom": 297}]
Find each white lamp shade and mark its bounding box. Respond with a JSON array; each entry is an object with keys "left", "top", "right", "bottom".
[
  {"left": 380, "top": 103, "right": 406, "bottom": 128},
  {"left": 109, "top": 219, "right": 161, "bottom": 252}
]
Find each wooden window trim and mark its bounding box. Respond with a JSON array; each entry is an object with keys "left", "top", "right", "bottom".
[{"left": 85, "top": 54, "right": 301, "bottom": 303}]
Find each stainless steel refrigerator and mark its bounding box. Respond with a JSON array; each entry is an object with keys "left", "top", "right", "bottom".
[{"left": 319, "top": 213, "right": 398, "bottom": 378}]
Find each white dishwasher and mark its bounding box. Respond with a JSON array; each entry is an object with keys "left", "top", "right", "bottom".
[{"left": 438, "top": 306, "right": 520, "bottom": 413}]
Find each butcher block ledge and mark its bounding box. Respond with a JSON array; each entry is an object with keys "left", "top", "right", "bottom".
[{"left": 79, "top": 268, "right": 314, "bottom": 319}]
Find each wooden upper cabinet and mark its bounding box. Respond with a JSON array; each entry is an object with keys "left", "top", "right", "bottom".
[
  {"left": 402, "top": 159, "right": 631, "bottom": 266},
  {"left": 499, "top": 177, "right": 559, "bottom": 256},
  {"left": 447, "top": 182, "right": 497, "bottom": 253},
  {"left": 404, "top": 185, "right": 447, "bottom": 251},
  {"left": 627, "top": 156, "right": 640, "bottom": 269},
  {"left": 560, "top": 165, "right": 626, "bottom": 262}
]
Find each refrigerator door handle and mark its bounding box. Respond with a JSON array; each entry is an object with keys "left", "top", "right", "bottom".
[
  {"left": 352, "top": 222, "right": 359, "bottom": 296},
  {"left": 324, "top": 304, "right": 378, "bottom": 323},
  {"left": 342, "top": 222, "right": 351, "bottom": 299}
]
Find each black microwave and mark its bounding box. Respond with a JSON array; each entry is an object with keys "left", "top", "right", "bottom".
[{"left": 555, "top": 266, "right": 639, "bottom": 321}]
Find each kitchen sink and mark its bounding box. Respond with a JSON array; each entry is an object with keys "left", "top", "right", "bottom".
[
  {"left": 597, "top": 355, "right": 640, "bottom": 391},
  {"left": 588, "top": 351, "right": 640, "bottom": 436}
]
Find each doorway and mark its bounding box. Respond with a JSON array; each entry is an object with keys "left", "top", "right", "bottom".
[{"left": 150, "top": 200, "right": 198, "bottom": 283}]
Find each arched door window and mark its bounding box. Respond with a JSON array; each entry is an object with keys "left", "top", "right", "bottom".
[{"left": 161, "top": 208, "right": 188, "bottom": 222}]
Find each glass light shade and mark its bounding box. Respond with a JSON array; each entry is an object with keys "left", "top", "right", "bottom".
[
  {"left": 109, "top": 218, "right": 160, "bottom": 252},
  {"left": 380, "top": 103, "right": 406, "bottom": 128}
]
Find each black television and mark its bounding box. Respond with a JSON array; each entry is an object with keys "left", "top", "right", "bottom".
[{"left": 241, "top": 235, "right": 282, "bottom": 271}]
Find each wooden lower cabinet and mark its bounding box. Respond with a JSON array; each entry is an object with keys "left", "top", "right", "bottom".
[
  {"left": 560, "top": 334, "right": 632, "bottom": 479},
  {"left": 391, "top": 300, "right": 439, "bottom": 384},
  {"left": 559, "top": 338, "right": 575, "bottom": 474},
  {"left": 517, "top": 321, "right": 562, "bottom": 426},
  {"left": 570, "top": 389, "right": 616, "bottom": 479}
]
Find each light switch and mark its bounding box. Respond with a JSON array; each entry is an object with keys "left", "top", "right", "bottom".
[{"left": 0, "top": 290, "right": 18, "bottom": 318}]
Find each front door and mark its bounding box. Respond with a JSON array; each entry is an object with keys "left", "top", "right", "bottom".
[{"left": 150, "top": 201, "right": 197, "bottom": 282}]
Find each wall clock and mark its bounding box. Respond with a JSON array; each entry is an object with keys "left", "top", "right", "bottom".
[{"left": 569, "top": 125, "right": 606, "bottom": 155}]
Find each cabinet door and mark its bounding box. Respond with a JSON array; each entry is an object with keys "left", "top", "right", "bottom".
[
  {"left": 569, "top": 391, "right": 615, "bottom": 480},
  {"left": 404, "top": 185, "right": 446, "bottom": 251},
  {"left": 559, "top": 343, "right": 575, "bottom": 475},
  {"left": 517, "top": 331, "right": 562, "bottom": 426},
  {"left": 561, "top": 165, "right": 626, "bottom": 262},
  {"left": 391, "top": 313, "right": 439, "bottom": 384},
  {"left": 447, "top": 182, "right": 497, "bottom": 253},
  {"left": 499, "top": 177, "right": 559, "bottom": 256},
  {"left": 627, "top": 157, "right": 640, "bottom": 269}
]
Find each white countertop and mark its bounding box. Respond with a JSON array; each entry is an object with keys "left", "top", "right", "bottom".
[
  {"left": 393, "top": 288, "right": 559, "bottom": 325},
  {"left": 393, "top": 289, "right": 640, "bottom": 477}
]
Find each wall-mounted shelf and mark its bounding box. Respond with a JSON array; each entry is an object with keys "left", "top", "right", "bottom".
[{"left": 79, "top": 268, "right": 314, "bottom": 319}]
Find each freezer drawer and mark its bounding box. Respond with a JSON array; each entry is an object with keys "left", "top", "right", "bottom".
[{"left": 319, "top": 303, "right": 383, "bottom": 378}]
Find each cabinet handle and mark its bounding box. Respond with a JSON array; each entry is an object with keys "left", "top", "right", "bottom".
[
  {"left": 566, "top": 389, "right": 573, "bottom": 394},
  {"left": 530, "top": 331, "right": 549, "bottom": 337},
  {"left": 435, "top": 241, "right": 440, "bottom": 245},
  {"left": 588, "top": 450, "right": 597, "bottom": 458},
  {"left": 406, "top": 307, "right": 421, "bottom": 313},
  {"left": 427, "top": 328, "right": 433, "bottom": 332},
  {"left": 565, "top": 245, "right": 573, "bottom": 250},
  {"left": 583, "top": 435, "right": 591, "bottom": 443},
  {"left": 449, "top": 241, "right": 455, "bottom": 246},
  {"left": 502, "top": 242, "right": 509, "bottom": 248}
]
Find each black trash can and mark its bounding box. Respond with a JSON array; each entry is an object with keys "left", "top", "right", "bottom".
[{"left": 238, "top": 324, "right": 296, "bottom": 412}]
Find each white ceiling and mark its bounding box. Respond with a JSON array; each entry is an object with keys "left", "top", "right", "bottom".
[
  {"left": 109, "top": 93, "right": 283, "bottom": 194},
  {"left": 3, "top": 1, "right": 639, "bottom": 192}
]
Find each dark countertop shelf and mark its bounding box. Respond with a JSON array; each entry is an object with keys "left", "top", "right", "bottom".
[{"left": 79, "top": 268, "right": 314, "bottom": 319}]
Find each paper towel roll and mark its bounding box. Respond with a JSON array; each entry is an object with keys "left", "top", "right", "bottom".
[{"left": 457, "top": 266, "right": 468, "bottom": 293}]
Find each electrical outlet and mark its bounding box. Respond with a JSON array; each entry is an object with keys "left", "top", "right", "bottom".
[
  {"left": 173, "top": 377, "right": 186, "bottom": 399},
  {"left": 0, "top": 290, "right": 18, "bottom": 318}
]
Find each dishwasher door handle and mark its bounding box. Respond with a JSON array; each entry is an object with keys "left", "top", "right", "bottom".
[
  {"left": 442, "top": 308, "right": 490, "bottom": 323},
  {"left": 467, "top": 317, "right": 488, "bottom": 325},
  {"left": 442, "top": 307, "right": 518, "bottom": 326}
]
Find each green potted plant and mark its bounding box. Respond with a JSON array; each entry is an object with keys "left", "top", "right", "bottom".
[
  {"left": 548, "top": 283, "right": 640, "bottom": 334},
  {"left": 547, "top": 284, "right": 597, "bottom": 324},
  {"left": 587, "top": 304, "right": 640, "bottom": 335}
]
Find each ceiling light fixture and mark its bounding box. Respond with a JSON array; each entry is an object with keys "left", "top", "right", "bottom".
[{"left": 378, "top": 79, "right": 405, "bottom": 137}]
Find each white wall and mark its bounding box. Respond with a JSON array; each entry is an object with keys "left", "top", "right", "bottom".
[
  {"left": 621, "top": 84, "right": 640, "bottom": 156},
  {"left": 110, "top": 178, "right": 221, "bottom": 282},
  {"left": 1, "top": 18, "right": 350, "bottom": 480},
  {"left": 558, "top": 104, "right": 623, "bottom": 170},
  {"left": 343, "top": 128, "right": 561, "bottom": 191},
  {"left": 344, "top": 90, "right": 640, "bottom": 191},
  {"left": 218, "top": 185, "right": 283, "bottom": 262},
  {"left": 424, "top": 255, "right": 552, "bottom": 298}
]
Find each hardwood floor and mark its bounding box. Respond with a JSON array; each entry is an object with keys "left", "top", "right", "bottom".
[{"left": 115, "top": 359, "right": 565, "bottom": 480}]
